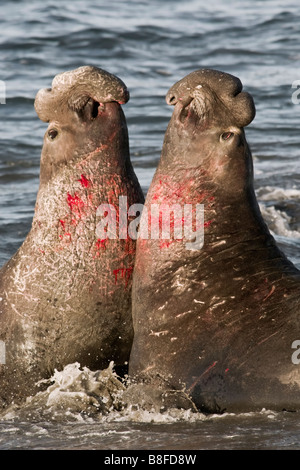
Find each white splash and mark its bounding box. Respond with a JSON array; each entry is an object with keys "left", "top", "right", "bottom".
[{"left": 257, "top": 186, "right": 300, "bottom": 240}]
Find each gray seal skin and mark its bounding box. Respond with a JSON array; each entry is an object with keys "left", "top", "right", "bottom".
[
  {"left": 0, "top": 66, "right": 144, "bottom": 407},
  {"left": 129, "top": 69, "right": 300, "bottom": 413}
]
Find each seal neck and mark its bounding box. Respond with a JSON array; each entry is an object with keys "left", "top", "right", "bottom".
[{"left": 139, "top": 160, "right": 288, "bottom": 271}]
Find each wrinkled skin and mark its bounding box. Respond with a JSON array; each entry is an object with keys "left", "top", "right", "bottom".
[
  {"left": 0, "top": 67, "right": 144, "bottom": 407},
  {"left": 129, "top": 69, "right": 300, "bottom": 413}
]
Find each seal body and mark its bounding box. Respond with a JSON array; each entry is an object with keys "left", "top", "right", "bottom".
[
  {"left": 129, "top": 69, "right": 300, "bottom": 413},
  {"left": 0, "top": 66, "right": 144, "bottom": 407}
]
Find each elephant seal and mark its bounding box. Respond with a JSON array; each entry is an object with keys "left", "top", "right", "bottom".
[
  {"left": 129, "top": 69, "right": 300, "bottom": 413},
  {"left": 0, "top": 66, "right": 144, "bottom": 407}
]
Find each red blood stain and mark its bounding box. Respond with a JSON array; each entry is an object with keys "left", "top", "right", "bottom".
[
  {"left": 123, "top": 239, "right": 137, "bottom": 256},
  {"left": 59, "top": 219, "right": 65, "bottom": 229},
  {"left": 204, "top": 220, "right": 213, "bottom": 228},
  {"left": 67, "top": 193, "right": 85, "bottom": 211},
  {"left": 66, "top": 193, "right": 86, "bottom": 221},
  {"left": 151, "top": 170, "right": 211, "bottom": 207},
  {"left": 147, "top": 171, "right": 215, "bottom": 247},
  {"left": 159, "top": 239, "right": 182, "bottom": 249},
  {"left": 59, "top": 232, "right": 72, "bottom": 241},
  {"left": 159, "top": 240, "right": 172, "bottom": 249},
  {"left": 94, "top": 238, "right": 107, "bottom": 256},
  {"left": 78, "top": 174, "right": 90, "bottom": 188},
  {"left": 113, "top": 267, "right": 133, "bottom": 288},
  {"left": 96, "top": 238, "right": 106, "bottom": 249}
]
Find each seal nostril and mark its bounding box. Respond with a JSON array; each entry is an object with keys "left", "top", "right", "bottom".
[
  {"left": 91, "top": 100, "right": 100, "bottom": 118},
  {"left": 80, "top": 98, "right": 105, "bottom": 121},
  {"left": 167, "top": 95, "right": 177, "bottom": 106}
]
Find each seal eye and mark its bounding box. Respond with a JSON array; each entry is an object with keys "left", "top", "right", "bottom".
[
  {"left": 221, "top": 132, "right": 234, "bottom": 141},
  {"left": 48, "top": 129, "right": 58, "bottom": 140}
]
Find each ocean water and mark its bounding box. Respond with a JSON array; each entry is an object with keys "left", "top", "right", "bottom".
[{"left": 0, "top": 0, "right": 300, "bottom": 451}]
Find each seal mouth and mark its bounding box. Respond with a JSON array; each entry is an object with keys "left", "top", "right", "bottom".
[
  {"left": 175, "top": 95, "right": 208, "bottom": 127},
  {"left": 168, "top": 84, "right": 215, "bottom": 128},
  {"left": 167, "top": 83, "right": 210, "bottom": 126},
  {"left": 179, "top": 100, "right": 195, "bottom": 124}
]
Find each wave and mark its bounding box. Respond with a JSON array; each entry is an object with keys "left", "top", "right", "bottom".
[
  {"left": 0, "top": 362, "right": 206, "bottom": 425},
  {"left": 0, "top": 362, "right": 281, "bottom": 428},
  {"left": 258, "top": 186, "right": 300, "bottom": 240}
]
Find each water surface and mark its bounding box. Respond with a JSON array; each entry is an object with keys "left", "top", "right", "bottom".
[{"left": 0, "top": 0, "right": 300, "bottom": 450}]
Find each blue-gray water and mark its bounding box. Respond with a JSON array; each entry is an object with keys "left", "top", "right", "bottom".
[{"left": 0, "top": 0, "right": 300, "bottom": 451}]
